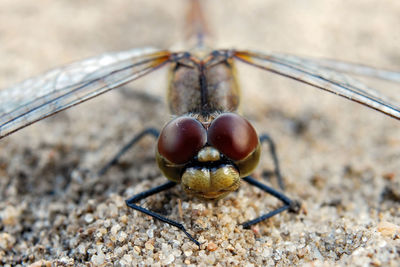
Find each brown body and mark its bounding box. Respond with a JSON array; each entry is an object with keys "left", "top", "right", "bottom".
[
  {"left": 167, "top": 49, "right": 241, "bottom": 115},
  {"left": 157, "top": 49, "right": 261, "bottom": 200},
  {"left": 155, "top": 2, "right": 261, "bottom": 200}
]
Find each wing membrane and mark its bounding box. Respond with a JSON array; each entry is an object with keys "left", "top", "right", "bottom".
[
  {"left": 0, "top": 48, "right": 172, "bottom": 138},
  {"left": 233, "top": 50, "right": 400, "bottom": 120},
  {"left": 273, "top": 54, "right": 400, "bottom": 83}
]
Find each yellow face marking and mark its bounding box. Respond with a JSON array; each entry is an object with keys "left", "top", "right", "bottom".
[
  {"left": 181, "top": 165, "right": 240, "bottom": 200},
  {"left": 197, "top": 146, "right": 220, "bottom": 162}
]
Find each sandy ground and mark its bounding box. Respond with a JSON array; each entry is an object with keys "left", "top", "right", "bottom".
[{"left": 0, "top": 0, "right": 399, "bottom": 266}]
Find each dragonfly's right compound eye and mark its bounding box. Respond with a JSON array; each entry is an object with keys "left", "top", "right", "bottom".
[
  {"left": 156, "top": 116, "right": 207, "bottom": 182},
  {"left": 157, "top": 116, "right": 207, "bottom": 165}
]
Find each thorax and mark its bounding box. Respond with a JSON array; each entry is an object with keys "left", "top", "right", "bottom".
[{"left": 167, "top": 49, "right": 241, "bottom": 116}]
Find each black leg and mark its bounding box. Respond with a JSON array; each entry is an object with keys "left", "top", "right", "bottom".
[
  {"left": 241, "top": 176, "right": 299, "bottom": 228},
  {"left": 259, "top": 133, "right": 285, "bottom": 191},
  {"left": 98, "top": 128, "right": 159, "bottom": 175},
  {"left": 125, "top": 181, "right": 200, "bottom": 246}
]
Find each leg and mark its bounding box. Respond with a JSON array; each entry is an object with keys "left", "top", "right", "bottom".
[
  {"left": 125, "top": 181, "right": 200, "bottom": 246},
  {"left": 241, "top": 176, "right": 299, "bottom": 228},
  {"left": 98, "top": 128, "right": 159, "bottom": 175},
  {"left": 259, "top": 133, "right": 285, "bottom": 191}
]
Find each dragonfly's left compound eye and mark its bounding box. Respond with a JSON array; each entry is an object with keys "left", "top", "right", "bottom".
[
  {"left": 208, "top": 113, "right": 259, "bottom": 161},
  {"left": 208, "top": 113, "right": 261, "bottom": 177}
]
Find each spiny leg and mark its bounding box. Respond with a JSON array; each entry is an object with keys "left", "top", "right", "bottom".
[
  {"left": 125, "top": 181, "right": 200, "bottom": 246},
  {"left": 99, "top": 128, "right": 200, "bottom": 245},
  {"left": 98, "top": 128, "right": 159, "bottom": 175},
  {"left": 259, "top": 133, "right": 285, "bottom": 191},
  {"left": 241, "top": 176, "right": 299, "bottom": 228}
]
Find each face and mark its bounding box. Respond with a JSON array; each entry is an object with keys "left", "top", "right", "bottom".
[{"left": 156, "top": 112, "right": 260, "bottom": 200}]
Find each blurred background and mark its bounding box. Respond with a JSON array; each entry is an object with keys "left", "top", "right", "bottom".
[{"left": 1, "top": 0, "right": 399, "bottom": 86}]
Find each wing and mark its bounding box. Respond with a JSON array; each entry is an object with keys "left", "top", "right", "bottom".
[
  {"left": 233, "top": 50, "right": 400, "bottom": 120},
  {"left": 0, "top": 48, "right": 173, "bottom": 139},
  {"left": 271, "top": 53, "right": 400, "bottom": 83}
]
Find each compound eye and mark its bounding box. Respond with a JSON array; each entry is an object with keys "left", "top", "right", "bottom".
[
  {"left": 208, "top": 113, "right": 259, "bottom": 161},
  {"left": 157, "top": 116, "right": 207, "bottom": 164}
]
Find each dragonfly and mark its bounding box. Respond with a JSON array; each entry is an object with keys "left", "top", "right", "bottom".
[{"left": 0, "top": 0, "right": 399, "bottom": 245}]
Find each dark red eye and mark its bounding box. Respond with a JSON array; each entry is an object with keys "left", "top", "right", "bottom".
[
  {"left": 207, "top": 113, "right": 259, "bottom": 161},
  {"left": 157, "top": 116, "right": 207, "bottom": 164}
]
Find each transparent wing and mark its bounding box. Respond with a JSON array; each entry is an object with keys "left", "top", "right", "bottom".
[
  {"left": 0, "top": 48, "right": 172, "bottom": 139},
  {"left": 272, "top": 53, "right": 400, "bottom": 83},
  {"left": 233, "top": 50, "right": 400, "bottom": 120}
]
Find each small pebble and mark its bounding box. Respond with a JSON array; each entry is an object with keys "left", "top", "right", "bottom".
[
  {"left": 28, "top": 260, "right": 52, "bottom": 267},
  {"left": 207, "top": 241, "right": 218, "bottom": 251},
  {"left": 84, "top": 213, "right": 94, "bottom": 223},
  {"left": 145, "top": 240, "right": 155, "bottom": 250},
  {"left": 377, "top": 221, "right": 399, "bottom": 237}
]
